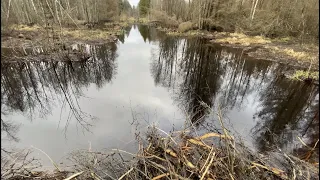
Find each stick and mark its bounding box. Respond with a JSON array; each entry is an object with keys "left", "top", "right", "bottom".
[
  {"left": 64, "top": 171, "right": 84, "bottom": 180},
  {"left": 118, "top": 167, "right": 134, "bottom": 180}
]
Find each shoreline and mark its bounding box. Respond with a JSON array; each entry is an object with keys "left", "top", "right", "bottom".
[
  {"left": 1, "top": 21, "right": 319, "bottom": 82},
  {"left": 3, "top": 124, "right": 319, "bottom": 179},
  {"left": 151, "top": 25, "right": 319, "bottom": 71}
]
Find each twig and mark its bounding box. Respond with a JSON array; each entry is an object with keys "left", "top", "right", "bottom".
[
  {"left": 200, "top": 152, "right": 215, "bottom": 180},
  {"left": 118, "top": 167, "right": 133, "bottom": 180},
  {"left": 64, "top": 171, "right": 84, "bottom": 180},
  {"left": 154, "top": 127, "right": 178, "bottom": 145},
  {"left": 152, "top": 173, "right": 169, "bottom": 180},
  {"left": 31, "top": 146, "right": 61, "bottom": 172}
]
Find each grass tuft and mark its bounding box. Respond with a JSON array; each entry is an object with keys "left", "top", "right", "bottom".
[{"left": 290, "top": 70, "right": 319, "bottom": 81}]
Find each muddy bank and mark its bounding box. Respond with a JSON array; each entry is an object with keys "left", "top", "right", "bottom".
[
  {"left": 210, "top": 32, "right": 319, "bottom": 71},
  {"left": 150, "top": 24, "right": 318, "bottom": 71},
  {"left": 1, "top": 22, "right": 131, "bottom": 48},
  {"left": 1, "top": 22, "right": 131, "bottom": 63}
]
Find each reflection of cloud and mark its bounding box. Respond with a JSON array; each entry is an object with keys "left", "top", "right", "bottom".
[
  {"left": 121, "top": 27, "right": 146, "bottom": 44},
  {"left": 3, "top": 26, "right": 185, "bottom": 167},
  {"left": 8, "top": 78, "right": 184, "bottom": 166},
  {"left": 150, "top": 35, "right": 318, "bottom": 157}
]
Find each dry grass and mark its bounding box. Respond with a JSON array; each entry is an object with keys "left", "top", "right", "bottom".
[
  {"left": 212, "top": 32, "right": 318, "bottom": 64},
  {"left": 1, "top": 22, "right": 129, "bottom": 47},
  {"left": 178, "top": 21, "right": 194, "bottom": 32},
  {"left": 268, "top": 46, "right": 316, "bottom": 61},
  {"left": 158, "top": 27, "right": 205, "bottom": 37},
  {"left": 215, "top": 32, "right": 271, "bottom": 46},
  {"left": 9, "top": 24, "right": 42, "bottom": 31},
  {"left": 61, "top": 28, "right": 115, "bottom": 41}
]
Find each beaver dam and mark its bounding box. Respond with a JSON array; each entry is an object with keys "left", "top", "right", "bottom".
[{"left": 1, "top": 25, "right": 319, "bottom": 179}]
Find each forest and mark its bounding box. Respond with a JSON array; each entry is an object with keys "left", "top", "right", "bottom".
[
  {"left": 1, "top": 0, "right": 133, "bottom": 26},
  {"left": 138, "top": 0, "right": 318, "bottom": 41},
  {"left": 1, "top": 0, "right": 318, "bottom": 40}
]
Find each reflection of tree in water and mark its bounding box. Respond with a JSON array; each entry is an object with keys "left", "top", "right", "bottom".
[
  {"left": 151, "top": 38, "right": 226, "bottom": 124},
  {"left": 177, "top": 39, "right": 225, "bottom": 123},
  {"left": 218, "top": 55, "right": 274, "bottom": 111},
  {"left": 1, "top": 42, "right": 118, "bottom": 135},
  {"left": 151, "top": 36, "right": 181, "bottom": 88},
  {"left": 150, "top": 36, "right": 279, "bottom": 124},
  {"left": 294, "top": 96, "right": 319, "bottom": 162},
  {"left": 138, "top": 25, "right": 167, "bottom": 43},
  {"left": 251, "top": 75, "right": 319, "bottom": 154},
  {"left": 138, "top": 25, "right": 151, "bottom": 43},
  {"left": 150, "top": 34, "right": 318, "bottom": 156},
  {"left": 118, "top": 26, "right": 133, "bottom": 43}
]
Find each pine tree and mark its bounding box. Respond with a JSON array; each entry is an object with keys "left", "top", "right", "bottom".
[{"left": 138, "top": 0, "right": 150, "bottom": 17}]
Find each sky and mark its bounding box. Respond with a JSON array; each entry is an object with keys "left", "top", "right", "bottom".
[{"left": 128, "top": 0, "right": 139, "bottom": 7}]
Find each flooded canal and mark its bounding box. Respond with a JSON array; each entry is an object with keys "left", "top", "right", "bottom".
[{"left": 1, "top": 25, "right": 319, "bottom": 168}]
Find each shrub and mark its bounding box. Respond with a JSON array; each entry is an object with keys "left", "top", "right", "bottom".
[
  {"left": 150, "top": 10, "right": 179, "bottom": 28},
  {"left": 178, "top": 21, "right": 194, "bottom": 32}
]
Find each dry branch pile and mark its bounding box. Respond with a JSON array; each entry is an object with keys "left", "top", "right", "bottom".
[
  {"left": 66, "top": 124, "right": 318, "bottom": 180},
  {"left": 2, "top": 111, "right": 319, "bottom": 180}
]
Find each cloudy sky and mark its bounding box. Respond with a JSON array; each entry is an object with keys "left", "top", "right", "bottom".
[{"left": 128, "top": 0, "right": 139, "bottom": 7}]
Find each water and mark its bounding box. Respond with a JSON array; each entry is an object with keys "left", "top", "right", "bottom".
[{"left": 1, "top": 25, "right": 318, "bottom": 168}]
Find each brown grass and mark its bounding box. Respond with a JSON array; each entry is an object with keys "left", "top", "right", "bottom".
[
  {"left": 215, "top": 32, "right": 271, "bottom": 46},
  {"left": 178, "top": 21, "right": 194, "bottom": 32},
  {"left": 61, "top": 28, "right": 115, "bottom": 41},
  {"left": 212, "top": 32, "right": 318, "bottom": 63},
  {"left": 268, "top": 46, "right": 316, "bottom": 61}
]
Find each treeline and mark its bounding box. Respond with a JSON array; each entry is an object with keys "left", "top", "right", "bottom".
[
  {"left": 1, "top": 0, "right": 134, "bottom": 27},
  {"left": 138, "top": 0, "right": 319, "bottom": 39}
]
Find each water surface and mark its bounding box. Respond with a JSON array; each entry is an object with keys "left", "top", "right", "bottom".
[{"left": 1, "top": 25, "right": 318, "bottom": 167}]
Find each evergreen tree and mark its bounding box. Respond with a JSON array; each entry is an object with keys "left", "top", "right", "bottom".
[{"left": 138, "top": 0, "right": 150, "bottom": 17}]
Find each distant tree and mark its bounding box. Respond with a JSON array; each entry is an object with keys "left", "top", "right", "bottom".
[{"left": 138, "top": 0, "right": 150, "bottom": 17}]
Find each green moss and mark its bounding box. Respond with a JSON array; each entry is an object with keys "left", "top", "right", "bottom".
[{"left": 290, "top": 70, "right": 319, "bottom": 81}]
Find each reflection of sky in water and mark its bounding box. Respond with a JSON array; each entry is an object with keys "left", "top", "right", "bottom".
[
  {"left": 3, "top": 27, "right": 185, "bottom": 168},
  {"left": 2, "top": 25, "right": 318, "bottom": 168}
]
